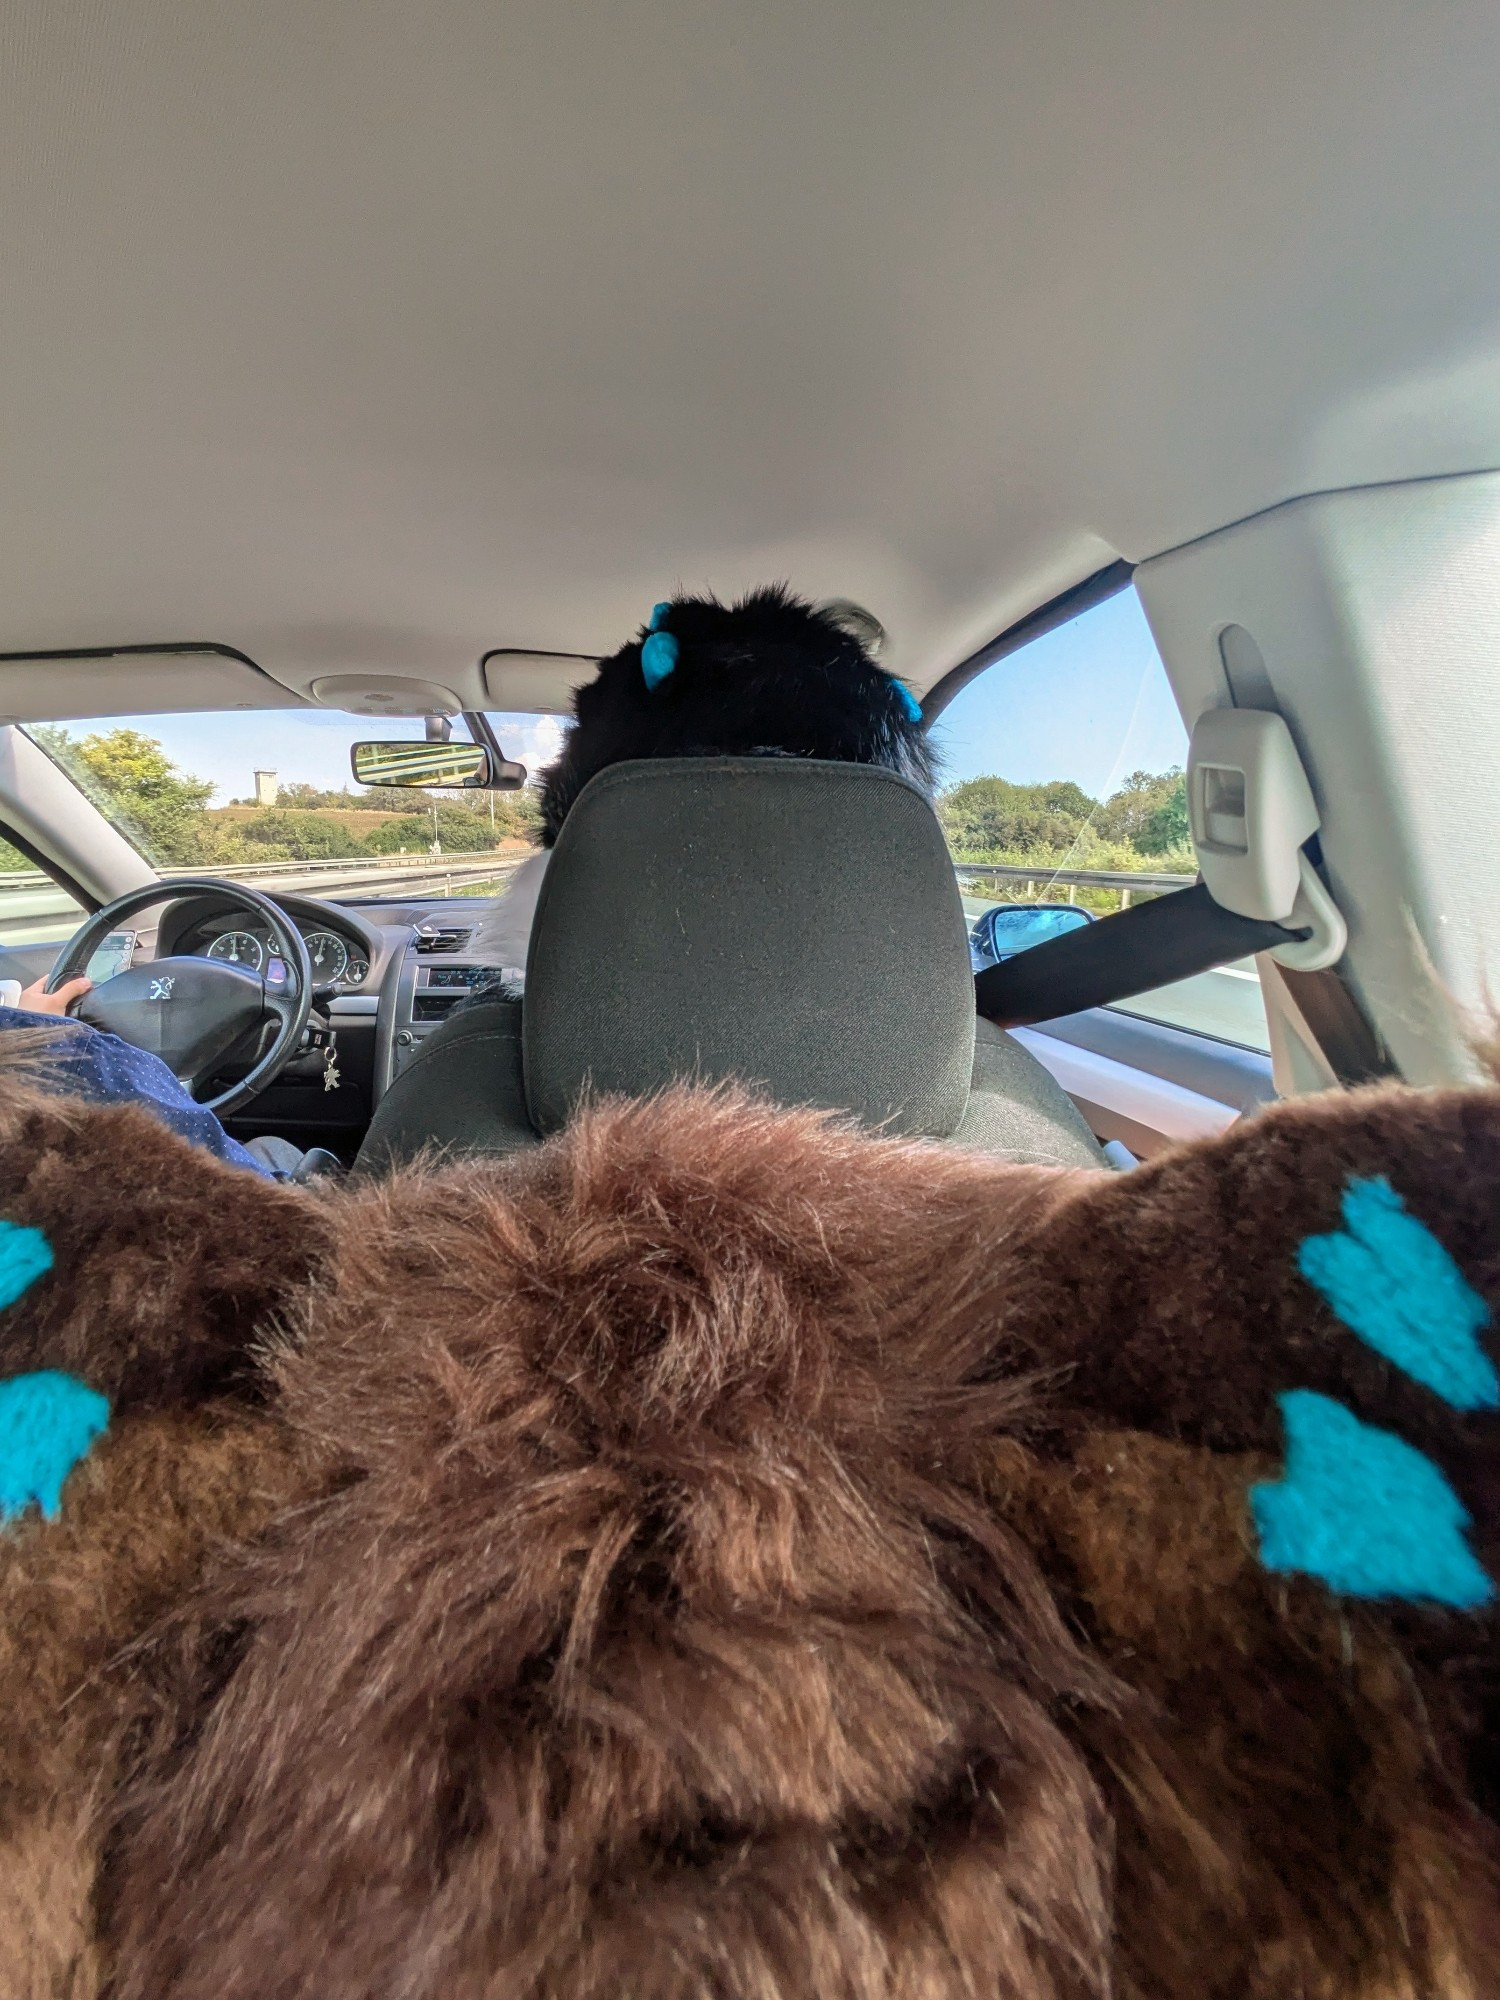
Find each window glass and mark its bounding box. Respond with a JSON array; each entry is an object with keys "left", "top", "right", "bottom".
[
  {"left": 19, "top": 709, "right": 560, "bottom": 909},
  {"left": 928, "top": 587, "right": 1270, "bottom": 1053},
  {"left": 0, "top": 831, "right": 87, "bottom": 947}
]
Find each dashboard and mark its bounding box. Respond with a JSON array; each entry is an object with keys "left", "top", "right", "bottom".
[
  {"left": 170, "top": 907, "right": 374, "bottom": 990},
  {"left": 31, "top": 888, "right": 512, "bottom": 1135},
  {"left": 135, "top": 888, "right": 509, "bottom": 1123}
]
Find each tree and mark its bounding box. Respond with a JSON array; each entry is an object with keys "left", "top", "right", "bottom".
[
  {"left": 1093, "top": 767, "right": 1183, "bottom": 846},
  {"left": 276, "top": 781, "right": 359, "bottom": 811},
  {"left": 355, "top": 804, "right": 490, "bottom": 854},
  {"left": 1137, "top": 774, "right": 1190, "bottom": 855},
  {"left": 28, "top": 724, "right": 539, "bottom": 865},
  {"left": 359, "top": 808, "right": 431, "bottom": 855},
  {"left": 234, "top": 810, "right": 364, "bottom": 860},
  {"left": 350, "top": 785, "right": 421, "bottom": 813},
  {"left": 33, "top": 726, "right": 217, "bottom": 866},
  {"left": 357, "top": 789, "right": 539, "bottom": 851},
  {"left": 1034, "top": 780, "right": 1096, "bottom": 822},
  {"left": 936, "top": 776, "right": 1094, "bottom": 857},
  {"left": 427, "top": 803, "right": 499, "bottom": 852}
]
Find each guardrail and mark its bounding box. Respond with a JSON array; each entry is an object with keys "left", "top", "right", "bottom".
[
  {"left": 0, "top": 851, "right": 524, "bottom": 946},
  {"left": 0, "top": 852, "right": 522, "bottom": 889},
  {"left": 160, "top": 852, "right": 522, "bottom": 901},
  {"left": 0, "top": 850, "right": 1196, "bottom": 950},
  {"left": 954, "top": 861, "right": 1193, "bottom": 910},
  {"left": 158, "top": 852, "right": 524, "bottom": 882}
]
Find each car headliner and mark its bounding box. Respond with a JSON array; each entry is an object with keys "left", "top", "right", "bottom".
[{"left": 0, "top": 0, "right": 1498, "bottom": 722}]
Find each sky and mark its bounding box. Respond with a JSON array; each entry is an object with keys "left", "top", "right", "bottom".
[
  {"left": 42, "top": 708, "right": 568, "bottom": 804},
  {"left": 43, "top": 588, "right": 1186, "bottom": 807},
  {"left": 928, "top": 587, "right": 1188, "bottom": 797}
]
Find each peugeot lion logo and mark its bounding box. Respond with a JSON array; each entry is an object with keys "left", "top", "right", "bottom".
[{"left": 147, "top": 976, "right": 175, "bottom": 1002}]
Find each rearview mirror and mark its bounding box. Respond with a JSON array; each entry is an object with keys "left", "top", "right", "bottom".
[
  {"left": 969, "top": 901, "right": 1094, "bottom": 972},
  {"left": 350, "top": 740, "right": 524, "bottom": 790}
]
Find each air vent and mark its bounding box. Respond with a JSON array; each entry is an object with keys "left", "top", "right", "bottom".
[
  {"left": 413, "top": 992, "right": 464, "bottom": 1021},
  {"left": 414, "top": 925, "right": 473, "bottom": 956}
]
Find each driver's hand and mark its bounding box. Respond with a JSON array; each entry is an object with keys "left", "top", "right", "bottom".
[{"left": 20, "top": 975, "right": 92, "bottom": 1017}]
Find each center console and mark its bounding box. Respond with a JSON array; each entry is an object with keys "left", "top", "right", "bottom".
[
  {"left": 380, "top": 946, "right": 513, "bottom": 1089},
  {"left": 412, "top": 961, "right": 493, "bottom": 1022}
]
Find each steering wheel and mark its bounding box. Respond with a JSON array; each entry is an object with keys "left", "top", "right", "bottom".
[{"left": 45, "top": 878, "right": 315, "bottom": 1117}]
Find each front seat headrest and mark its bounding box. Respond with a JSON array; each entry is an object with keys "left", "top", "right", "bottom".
[{"left": 523, "top": 757, "right": 976, "bottom": 1137}]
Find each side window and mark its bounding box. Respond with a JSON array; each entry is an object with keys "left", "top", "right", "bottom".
[
  {"left": 927, "top": 586, "right": 1270, "bottom": 1054},
  {"left": 0, "top": 831, "right": 87, "bottom": 948}
]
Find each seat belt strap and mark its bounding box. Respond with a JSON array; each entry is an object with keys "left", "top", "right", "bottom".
[{"left": 974, "top": 882, "right": 1300, "bottom": 1028}]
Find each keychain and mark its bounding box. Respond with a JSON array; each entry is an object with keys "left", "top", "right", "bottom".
[{"left": 322, "top": 1031, "right": 340, "bottom": 1094}]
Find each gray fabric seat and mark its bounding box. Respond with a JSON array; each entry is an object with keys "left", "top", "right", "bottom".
[
  {"left": 360, "top": 995, "right": 534, "bottom": 1173},
  {"left": 356, "top": 758, "right": 1103, "bottom": 1175}
]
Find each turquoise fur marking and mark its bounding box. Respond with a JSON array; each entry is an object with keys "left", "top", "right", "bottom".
[
  {"left": 641, "top": 629, "right": 679, "bottom": 690},
  {"left": 1250, "top": 1390, "right": 1493, "bottom": 1609},
  {"left": 894, "top": 683, "right": 922, "bottom": 724},
  {"left": 0, "top": 1220, "right": 54, "bottom": 1308},
  {"left": 1299, "top": 1176, "right": 1496, "bottom": 1411},
  {"left": 647, "top": 601, "right": 671, "bottom": 631},
  {"left": 0, "top": 1372, "right": 110, "bottom": 1522}
]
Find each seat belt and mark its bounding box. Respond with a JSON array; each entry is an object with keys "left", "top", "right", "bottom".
[
  {"left": 976, "top": 709, "right": 1349, "bottom": 1031},
  {"left": 974, "top": 882, "right": 1298, "bottom": 1026}
]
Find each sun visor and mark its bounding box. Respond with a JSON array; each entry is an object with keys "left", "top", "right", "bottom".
[
  {"left": 481, "top": 650, "right": 597, "bottom": 714},
  {"left": 0, "top": 646, "right": 309, "bottom": 723}
]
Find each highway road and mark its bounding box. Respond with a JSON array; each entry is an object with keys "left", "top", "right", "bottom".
[
  {"left": 0, "top": 857, "right": 1272, "bottom": 1053},
  {"left": 0, "top": 852, "right": 525, "bottom": 947}
]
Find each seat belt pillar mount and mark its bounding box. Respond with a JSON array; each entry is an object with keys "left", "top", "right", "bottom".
[
  {"left": 1186, "top": 709, "right": 1345, "bottom": 971},
  {"left": 974, "top": 710, "right": 1347, "bottom": 1026}
]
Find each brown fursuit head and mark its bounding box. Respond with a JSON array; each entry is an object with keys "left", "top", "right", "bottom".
[
  {"left": 0, "top": 1075, "right": 326, "bottom": 2000},
  {"left": 0, "top": 1072, "right": 1499, "bottom": 1996}
]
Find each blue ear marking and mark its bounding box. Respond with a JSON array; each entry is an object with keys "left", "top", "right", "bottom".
[
  {"left": 0, "top": 1371, "right": 110, "bottom": 1523},
  {"left": 0, "top": 1220, "right": 54, "bottom": 1309},
  {"left": 1298, "top": 1176, "right": 1497, "bottom": 1412},
  {"left": 894, "top": 682, "right": 922, "bottom": 725},
  {"left": 1250, "top": 1390, "right": 1494, "bottom": 1609},
  {"left": 641, "top": 629, "right": 679, "bottom": 691},
  {"left": 647, "top": 601, "right": 672, "bottom": 632}
]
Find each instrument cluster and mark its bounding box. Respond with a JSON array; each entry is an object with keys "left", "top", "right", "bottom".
[{"left": 200, "top": 922, "right": 371, "bottom": 987}]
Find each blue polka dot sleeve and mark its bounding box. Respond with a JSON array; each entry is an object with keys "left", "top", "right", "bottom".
[{"left": 1, "top": 1011, "right": 282, "bottom": 1179}]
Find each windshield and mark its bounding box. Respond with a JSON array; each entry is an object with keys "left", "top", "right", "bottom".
[{"left": 25, "top": 708, "right": 564, "bottom": 902}]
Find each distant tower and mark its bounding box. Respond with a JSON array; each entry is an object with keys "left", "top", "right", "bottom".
[{"left": 253, "top": 769, "right": 279, "bottom": 807}]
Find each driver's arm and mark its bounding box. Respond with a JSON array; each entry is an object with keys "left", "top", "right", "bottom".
[
  {"left": 0, "top": 974, "right": 290, "bottom": 1182},
  {"left": 5, "top": 975, "right": 93, "bottom": 1017}
]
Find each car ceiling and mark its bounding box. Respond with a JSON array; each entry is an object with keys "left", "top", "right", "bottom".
[{"left": 1, "top": 0, "right": 1498, "bottom": 719}]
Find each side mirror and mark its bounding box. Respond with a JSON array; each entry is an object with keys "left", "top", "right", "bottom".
[
  {"left": 969, "top": 901, "right": 1094, "bottom": 972},
  {"left": 349, "top": 741, "right": 526, "bottom": 791}
]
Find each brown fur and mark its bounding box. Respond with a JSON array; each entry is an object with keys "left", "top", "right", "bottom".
[
  {"left": 2, "top": 1079, "right": 1499, "bottom": 1995},
  {"left": 999, "top": 1432, "right": 1500, "bottom": 1997},
  {"left": 0, "top": 1410, "right": 302, "bottom": 2000},
  {"left": 0, "top": 1082, "right": 329, "bottom": 1411},
  {"left": 102, "top": 1095, "right": 1121, "bottom": 2000},
  {"left": 0, "top": 1811, "right": 101, "bottom": 2000},
  {"left": 990, "top": 1082, "right": 1500, "bottom": 1488},
  {"left": 989, "top": 1083, "right": 1500, "bottom": 1842},
  {"left": 0, "top": 1078, "right": 330, "bottom": 1993}
]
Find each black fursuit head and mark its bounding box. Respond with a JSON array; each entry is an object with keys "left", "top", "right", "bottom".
[{"left": 537, "top": 585, "right": 936, "bottom": 845}]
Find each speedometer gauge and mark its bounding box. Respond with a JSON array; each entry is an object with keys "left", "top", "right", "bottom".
[
  {"left": 304, "top": 930, "right": 350, "bottom": 982},
  {"left": 206, "top": 930, "right": 264, "bottom": 971}
]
